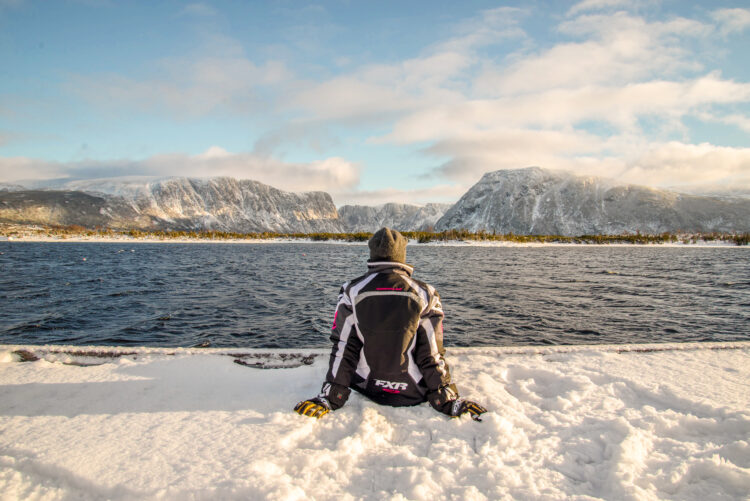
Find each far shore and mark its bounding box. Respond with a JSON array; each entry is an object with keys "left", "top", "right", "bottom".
[
  {"left": 1, "top": 235, "right": 748, "bottom": 248},
  {"left": 1, "top": 225, "right": 748, "bottom": 247}
]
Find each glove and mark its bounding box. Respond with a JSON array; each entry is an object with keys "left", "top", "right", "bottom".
[
  {"left": 428, "top": 384, "right": 487, "bottom": 421},
  {"left": 294, "top": 397, "right": 330, "bottom": 419},
  {"left": 449, "top": 399, "right": 488, "bottom": 421}
]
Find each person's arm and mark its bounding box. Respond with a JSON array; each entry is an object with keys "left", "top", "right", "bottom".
[
  {"left": 322, "top": 285, "right": 362, "bottom": 407},
  {"left": 415, "top": 287, "right": 487, "bottom": 421},
  {"left": 414, "top": 287, "right": 453, "bottom": 393},
  {"left": 295, "top": 285, "right": 359, "bottom": 418}
]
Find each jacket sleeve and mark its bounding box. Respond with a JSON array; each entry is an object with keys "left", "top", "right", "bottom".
[
  {"left": 321, "top": 284, "right": 360, "bottom": 409},
  {"left": 414, "top": 286, "right": 455, "bottom": 396}
]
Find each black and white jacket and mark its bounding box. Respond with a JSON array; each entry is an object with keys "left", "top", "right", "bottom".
[{"left": 319, "top": 261, "right": 459, "bottom": 411}]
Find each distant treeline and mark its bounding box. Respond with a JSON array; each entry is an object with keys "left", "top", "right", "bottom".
[
  {"left": 2, "top": 223, "right": 749, "bottom": 246},
  {"left": 405, "top": 229, "right": 750, "bottom": 246}
]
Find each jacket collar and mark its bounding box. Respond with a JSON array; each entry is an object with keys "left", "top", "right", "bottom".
[{"left": 366, "top": 261, "right": 414, "bottom": 276}]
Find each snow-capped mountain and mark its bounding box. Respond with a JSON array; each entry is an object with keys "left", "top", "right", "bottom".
[
  {"left": 436, "top": 167, "right": 750, "bottom": 235},
  {"left": 0, "top": 183, "right": 27, "bottom": 192},
  {"left": 0, "top": 189, "right": 149, "bottom": 228},
  {"left": 0, "top": 177, "right": 345, "bottom": 233},
  {"left": 338, "top": 203, "right": 452, "bottom": 232}
]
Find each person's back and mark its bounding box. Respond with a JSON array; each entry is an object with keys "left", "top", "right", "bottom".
[
  {"left": 329, "top": 259, "right": 445, "bottom": 407},
  {"left": 294, "top": 227, "right": 486, "bottom": 421}
]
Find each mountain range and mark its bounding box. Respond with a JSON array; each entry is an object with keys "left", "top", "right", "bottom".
[
  {"left": 0, "top": 177, "right": 343, "bottom": 233},
  {"left": 436, "top": 167, "right": 750, "bottom": 235},
  {"left": 338, "top": 203, "right": 451, "bottom": 232},
  {"left": 1, "top": 168, "right": 749, "bottom": 235}
]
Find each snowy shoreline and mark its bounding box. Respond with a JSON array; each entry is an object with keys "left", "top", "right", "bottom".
[
  {"left": 3, "top": 340, "right": 749, "bottom": 360},
  {"left": 1, "top": 342, "right": 749, "bottom": 500}
]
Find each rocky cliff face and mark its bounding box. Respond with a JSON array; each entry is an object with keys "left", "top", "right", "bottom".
[
  {"left": 436, "top": 167, "right": 750, "bottom": 235},
  {"left": 338, "top": 203, "right": 452, "bottom": 232},
  {"left": 0, "top": 190, "right": 153, "bottom": 229},
  {"left": 0, "top": 177, "right": 345, "bottom": 233}
]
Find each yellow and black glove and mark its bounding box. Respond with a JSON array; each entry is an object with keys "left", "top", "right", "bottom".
[
  {"left": 428, "top": 385, "right": 488, "bottom": 421},
  {"left": 449, "top": 399, "right": 488, "bottom": 421},
  {"left": 293, "top": 397, "right": 330, "bottom": 419}
]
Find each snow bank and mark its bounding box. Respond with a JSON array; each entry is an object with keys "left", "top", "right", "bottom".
[{"left": 1, "top": 343, "right": 748, "bottom": 500}]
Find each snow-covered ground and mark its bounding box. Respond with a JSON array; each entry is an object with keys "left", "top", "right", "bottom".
[{"left": 1, "top": 343, "right": 748, "bottom": 500}]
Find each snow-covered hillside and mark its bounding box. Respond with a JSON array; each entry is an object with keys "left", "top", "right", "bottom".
[
  {"left": 338, "top": 203, "right": 452, "bottom": 232},
  {"left": 0, "top": 183, "right": 27, "bottom": 192},
  {"left": 0, "top": 177, "right": 345, "bottom": 233},
  {"left": 0, "top": 190, "right": 151, "bottom": 229},
  {"left": 436, "top": 167, "right": 750, "bottom": 235}
]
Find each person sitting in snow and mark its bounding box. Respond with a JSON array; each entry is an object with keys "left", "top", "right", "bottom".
[{"left": 294, "top": 227, "right": 487, "bottom": 421}]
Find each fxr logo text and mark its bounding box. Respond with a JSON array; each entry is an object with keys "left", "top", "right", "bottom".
[{"left": 374, "top": 380, "right": 408, "bottom": 391}]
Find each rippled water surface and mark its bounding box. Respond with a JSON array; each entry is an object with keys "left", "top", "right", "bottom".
[{"left": 1, "top": 242, "right": 748, "bottom": 348}]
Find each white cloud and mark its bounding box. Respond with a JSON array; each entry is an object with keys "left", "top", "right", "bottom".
[
  {"left": 0, "top": 148, "right": 360, "bottom": 194},
  {"left": 698, "top": 112, "right": 750, "bottom": 134},
  {"left": 69, "top": 55, "right": 292, "bottom": 117},
  {"left": 0, "top": 156, "right": 64, "bottom": 183},
  {"left": 286, "top": 7, "right": 526, "bottom": 123},
  {"left": 67, "top": 5, "right": 290, "bottom": 119},
  {"left": 287, "top": 76, "right": 416, "bottom": 121},
  {"left": 438, "top": 6, "right": 528, "bottom": 53},
  {"left": 423, "top": 128, "right": 608, "bottom": 182},
  {"left": 380, "top": 75, "right": 750, "bottom": 146},
  {"left": 137, "top": 149, "right": 360, "bottom": 192},
  {"left": 476, "top": 12, "right": 709, "bottom": 97},
  {"left": 619, "top": 142, "right": 750, "bottom": 189},
  {"left": 711, "top": 8, "right": 750, "bottom": 36},
  {"left": 567, "top": 0, "right": 635, "bottom": 16}
]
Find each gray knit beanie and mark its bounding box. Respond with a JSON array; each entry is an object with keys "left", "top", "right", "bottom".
[{"left": 368, "top": 227, "right": 407, "bottom": 263}]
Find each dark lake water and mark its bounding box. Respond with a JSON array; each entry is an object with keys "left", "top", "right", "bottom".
[{"left": 0, "top": 241, "right": 748, "bottom": 348}]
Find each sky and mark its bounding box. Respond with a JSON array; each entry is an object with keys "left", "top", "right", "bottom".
[{"left": 1, "top": 0, "right": 749, "bottom": 206}]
